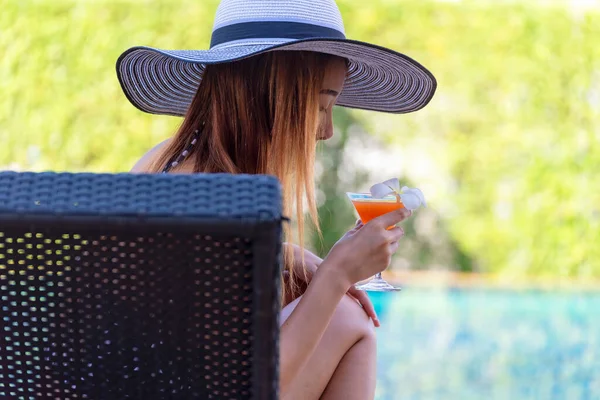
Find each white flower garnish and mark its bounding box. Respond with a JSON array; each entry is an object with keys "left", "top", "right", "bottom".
[
  {"left": 370, "top": 178, "right": 401, "bottom": 198},
  {"left": 369, "top": 178, "right": 427, "bottom": 211}
]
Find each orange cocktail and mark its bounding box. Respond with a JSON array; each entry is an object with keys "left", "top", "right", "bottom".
[
  {"left": 346, "top": 192, "right": 404, "bottom": 223},
  {"left": 345, "top": 191, "right": 405, "bottom": 291}
]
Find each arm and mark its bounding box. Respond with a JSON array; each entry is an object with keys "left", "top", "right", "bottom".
[
  {"left": 283, "top": 242, "right": 379, "bottom": 325},
  {"left": 278, "top": 209, "right": 410, "bottom": 391}
]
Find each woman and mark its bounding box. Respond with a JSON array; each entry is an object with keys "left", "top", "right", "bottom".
[{"left": 120, "top": 0, "right": 436, "bottom": 398}]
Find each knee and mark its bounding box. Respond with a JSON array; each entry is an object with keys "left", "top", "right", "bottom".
[
  {"left": 280, "top": 293, "right": 377, "bottom": 343},
  {"left": 332, "top": 295, "right": 377, "bottom": 341}
]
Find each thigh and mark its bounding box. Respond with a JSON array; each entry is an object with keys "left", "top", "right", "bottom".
[{"left": 280, "top": 294, "right": 376, "bottom": 400}]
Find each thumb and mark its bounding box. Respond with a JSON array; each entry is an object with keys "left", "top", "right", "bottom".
[{"left": 373, "top": 207, "right": 411, "bottom": 228}]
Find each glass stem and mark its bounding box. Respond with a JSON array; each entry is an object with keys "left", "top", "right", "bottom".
[{"left": 375, "top": 272, "right": 383, "bottom": 280}]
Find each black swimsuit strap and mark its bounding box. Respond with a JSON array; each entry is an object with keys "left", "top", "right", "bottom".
[{"left": 161, "top": 130, "right": 201, "bottom": 174}]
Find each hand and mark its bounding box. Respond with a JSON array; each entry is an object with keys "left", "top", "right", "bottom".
[
  {"left": 323, "top": 208, "right": 412, "bottom": 288},
  {"left": 285, "top": 243, "right": 380, "bottom": 326}
]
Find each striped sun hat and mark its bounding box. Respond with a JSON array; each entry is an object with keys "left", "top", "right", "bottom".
[{"left": 116, "top": 0, "right": 437, "bottom": 116}]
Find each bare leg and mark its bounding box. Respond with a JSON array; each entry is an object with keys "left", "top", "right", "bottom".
[
  {"left": 280, "top": 295, "right": 377, "bottom": 400},
  {"left": 320, "top": 333, "right": 376, "bottom": 399}
]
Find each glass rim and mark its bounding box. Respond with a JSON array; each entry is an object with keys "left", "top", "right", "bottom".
[{"left": 346, "top": 192, "right": 400, "bottom": 202}]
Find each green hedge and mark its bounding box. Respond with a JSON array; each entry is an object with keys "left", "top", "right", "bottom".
[{"left": 2, "top": 0, "right": 599, "bottom": 277}]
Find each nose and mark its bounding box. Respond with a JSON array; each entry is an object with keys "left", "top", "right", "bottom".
[{"left": 318, "top": 115, "right": 334, "bottom": 141}]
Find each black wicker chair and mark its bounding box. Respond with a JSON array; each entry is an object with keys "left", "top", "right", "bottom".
[{"left": 0, "top": 171, "right": 282, "bottom": 400}]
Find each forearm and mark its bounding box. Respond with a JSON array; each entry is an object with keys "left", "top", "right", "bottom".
[{"left": 279, "top": 262, "right": 349, "bottom": 391}]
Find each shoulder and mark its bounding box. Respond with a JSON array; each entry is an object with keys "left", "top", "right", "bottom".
[{"left": 130, "top": 138, "right": 171, "bottom": 173}]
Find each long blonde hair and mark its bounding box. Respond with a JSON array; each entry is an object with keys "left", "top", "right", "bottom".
[{"left": 152, "top": 51, "right": 344, "bottom": 299}]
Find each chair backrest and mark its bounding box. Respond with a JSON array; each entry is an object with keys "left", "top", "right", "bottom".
[{"left": 0, "top": 171, "right": 282, "bottom": 400}]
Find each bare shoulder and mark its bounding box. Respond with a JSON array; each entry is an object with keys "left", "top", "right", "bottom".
[{"left": 130, "top": 138, "right": 171, "bottom": 173}]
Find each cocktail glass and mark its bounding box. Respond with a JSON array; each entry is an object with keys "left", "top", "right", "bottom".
[{"left": 346, "top": 192, "right": 403, "bottom": 292}]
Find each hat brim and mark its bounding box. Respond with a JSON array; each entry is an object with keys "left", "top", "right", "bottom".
[{"left": 116, "top": 38, "right": 437, "bottom": 116}]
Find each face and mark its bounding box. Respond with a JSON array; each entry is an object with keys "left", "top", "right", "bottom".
[{"left": 317, "top": 58, "right": 347, "bottom": 141}]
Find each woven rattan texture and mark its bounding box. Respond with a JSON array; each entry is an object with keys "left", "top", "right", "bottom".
[
  {"left": 0, "top": 172, "right": 281, "bottom": 221},
  {"left": 0, "top": 172, "right": 282, "bottom": 399},
  {"left": 0, "top": 227, "right": 260, "bottom": 399}
]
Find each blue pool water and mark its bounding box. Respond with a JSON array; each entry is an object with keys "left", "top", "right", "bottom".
[{"left": 370, "top": 289, "right": 600, "bottom": 400}]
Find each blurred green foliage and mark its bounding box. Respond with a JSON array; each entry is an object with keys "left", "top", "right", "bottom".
[
  {"left": 1, "top": 1, "right": 599, "bottom": 277},
  {"left": 340, "top": 0, "right": 600, "bottom": 278},
  {"left": 313, "top": 110, "right": 475, "bottom": 273}
]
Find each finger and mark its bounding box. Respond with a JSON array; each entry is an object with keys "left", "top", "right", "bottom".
[
  {"left": 385, "top": 226, "right": 405, "bottom": 242},
  {"left": 348, "top": 288, "right": 380, "bottom": 327},
  {"left": 345, "top": 292, "right": 359, "bottom": 303},
  {"left": 373, "top": 207, "right": 412, "bottom": 229},
  {"left": 345, "top": 291, "right": 366, "bottom": 313},
  {"left": 389, "top": 241, "right": 400, "bottom": 254},
  {"left": 345, "top": 291, "right": 364, "bottom": 309}
]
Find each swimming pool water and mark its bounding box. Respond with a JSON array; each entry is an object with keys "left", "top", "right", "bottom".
[{"left": 371, "top": 289, "right": 600, "bottom": 400}]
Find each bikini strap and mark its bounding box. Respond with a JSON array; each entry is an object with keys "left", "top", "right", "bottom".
[{"left": 161, "top": 129, "right": 201, "bottom": 174}]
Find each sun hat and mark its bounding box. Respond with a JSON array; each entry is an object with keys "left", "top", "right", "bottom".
[{"left": 116, "top": 0, "right": 437, "bottom": 116}]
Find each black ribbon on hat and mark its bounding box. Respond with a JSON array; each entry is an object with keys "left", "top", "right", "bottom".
[{"left": 210, "top": 21, "right": 346, "bottom": 48}]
